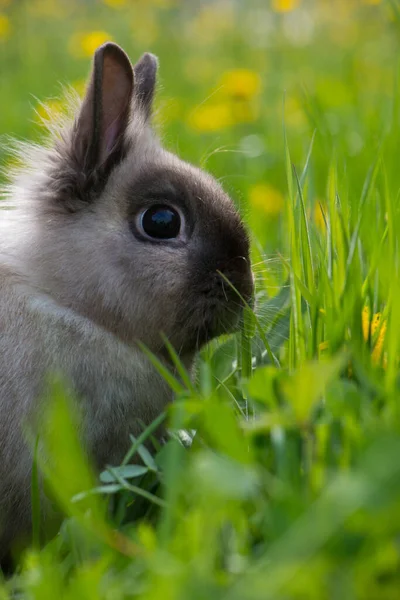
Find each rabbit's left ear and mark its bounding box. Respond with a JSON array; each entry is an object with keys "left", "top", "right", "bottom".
[
  {"left": 133, "top": 52, "right": 158, "bottom": 120},
  {"left": 73, "top": 42, "right": 134, "bottom": 173}
]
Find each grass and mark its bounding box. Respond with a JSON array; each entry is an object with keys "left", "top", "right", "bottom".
[{"left": 1, "top": 0, "right": 400, "bottom": 598}]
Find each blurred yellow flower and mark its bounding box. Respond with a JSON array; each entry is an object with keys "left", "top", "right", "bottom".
[
  {"left": 314, "top": 201, "right": 326, "bottom": 230},
  {"left": 103, "top": 0, "right": 127, "bottom": 7},
  {"left": 319, "top": 306, "right": 387, "bottom": 366},
  {"left": 249, "top": 184, "right": 284, "bottom": 217},
  {"left": 69, "top": 31, "right": 113, "bottom": 59},
  {"left": 232, "top": 99, "right": 260, "bottom": 124},
  {"left": 362, "top": 306, "right": 387, "bottom": 364},
  {"left": 188, "top": 67, "right": 261, "bottom": 132},
  {"left": 272, "top": 0, "right": 301, "bottom": 13},
  {"left": 220, "top": 69, "right": 261, "bottom": 99},
  {"left": 188, "top": 97, "right": 260, "bottom": 132},
  {"left": 0, "top": 13, "right": 10, "bottom": 40},
  {"left": 188, "top": 103, "right": 233, "bottom": 132}
]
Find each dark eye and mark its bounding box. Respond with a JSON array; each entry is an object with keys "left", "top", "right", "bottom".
[{"left": 139, "top": 205, "right": 182, "bottom": 240}]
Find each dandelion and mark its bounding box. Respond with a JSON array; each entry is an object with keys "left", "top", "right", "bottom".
[
  {"left": 319, "top": 307, "right": 387, "bottom": 366},
  {"left": 362, "top": 306, "right": 387, "bottom": 364},
  {"left": 0, "top": 13, "right": 10, "bottom": 40},
  {"left": 248, "top": 184, "right": 284, "bottom": 217},
  {"left": 188, "top": 66, "right": 261, "bottom": 132},
  {"left": 220, "top": 69, "right": 261, "bottom": 100},
  {"left": 69, "top": 31, "right": 113, "bottom": 59},
  {"left": 187, "top": 103, "right": 233, "bottom": 133},
  {"left": 272, "top": 0, "right": 301, "bottom": 13},
  {"left": 103, "top": 0, "right": 127, "bottom": 8},
  {"left": 232, "top": 100, "right": 260, "bottom": 124}
]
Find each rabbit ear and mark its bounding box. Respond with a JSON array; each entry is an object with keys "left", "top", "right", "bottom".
[
  {"left": 73, "top": 42, "right": 134, "bottom": 173},
  {"left": 133, "top": 52, "right": 158, "bottom": 120}
]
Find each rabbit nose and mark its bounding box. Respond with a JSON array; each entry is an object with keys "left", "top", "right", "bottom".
[{"left": 216, "top": 256, "right": 254, "bottom": 304}]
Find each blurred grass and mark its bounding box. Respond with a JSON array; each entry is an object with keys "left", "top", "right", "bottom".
[{"left": 2, "top": 0, "right": 400, "bottom": 598}]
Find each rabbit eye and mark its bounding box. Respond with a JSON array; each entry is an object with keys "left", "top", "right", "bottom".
[{"left": 139, "top": 204, "right": 181, "bottom": 240}]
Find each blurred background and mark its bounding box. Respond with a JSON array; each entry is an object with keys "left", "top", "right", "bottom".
[{"left": 0, "top": 0, "right": 396, "bottom": 257}]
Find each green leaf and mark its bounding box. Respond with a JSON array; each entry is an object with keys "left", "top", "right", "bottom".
[
  {"left": 100, "top": 465, "right": 149, "bottom": 483},
  {"left": 282, "top": 354, "right": 346, "bottom": 422}
]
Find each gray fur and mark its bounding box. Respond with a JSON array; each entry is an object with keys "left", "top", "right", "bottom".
[{"left": 0, "top": 43, "right": 253, "bottom": 557}]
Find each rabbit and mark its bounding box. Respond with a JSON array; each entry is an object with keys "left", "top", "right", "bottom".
[{"left": 0, "top": 42, "right": 253, "bottom": 559}]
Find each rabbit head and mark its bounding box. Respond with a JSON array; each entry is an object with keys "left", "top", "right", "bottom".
[{"left": 22, "top": 43, "right": 253, "bottom": 360}]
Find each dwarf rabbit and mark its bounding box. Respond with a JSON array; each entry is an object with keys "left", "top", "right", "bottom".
[{"left": 0, "top": 42, "right": 253, "bottom": 557}]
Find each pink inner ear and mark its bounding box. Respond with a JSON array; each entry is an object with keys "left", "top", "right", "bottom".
[
  {"left": 98, "top": 49, "right": 133, "bottom": 164},
  {"left": 73, "top": 43, "right": 134, "bottom": 170},
  {"left": 103, "top": 120, "right": 121, "bottom": 157}
]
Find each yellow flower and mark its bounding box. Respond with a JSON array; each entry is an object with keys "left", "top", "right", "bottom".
[
  {"left": 0, "top": 13, "right": 10, "bottom": 40},
  {"left": 103, "top": 0, "right": 127, "bottom": 7},
  {"left": 249, "top": 184, "right": 284, "bottom": 217},
  {"left": 231, "top": 99, "right": 260, "bottom": 124},
  {"left": 187, "top": 103, "right": 233, "bottom": 132},
  {"left": 314, "top": 201, "right": 326, "bottom": 230},
  {"left": 272, "top": 0, "right": 301, "bottom": 13},
  {"left": 219, "top": 69, "right": 261, "bottom": 100},
  {"left": 362, "top": 306, "right": 387, "bottom": 364},
  {"left": 69, "top": 31, "right": 113, "bottom": 59},
  {"left": 319, "top": 307, "right": 387, "bottom": 366}
]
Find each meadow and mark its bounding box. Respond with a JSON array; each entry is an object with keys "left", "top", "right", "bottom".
[{"left": 1, "top": 0, "right": 400, "bottom": 597}]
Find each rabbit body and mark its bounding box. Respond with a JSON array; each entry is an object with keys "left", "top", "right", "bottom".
[{"left": 0, "top": 43, "right": 253, "bottom": 557}]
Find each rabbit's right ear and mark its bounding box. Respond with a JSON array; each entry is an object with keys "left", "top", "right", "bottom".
[{"left": 73, "top": 42, "right": 134, "bottom": 177}]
